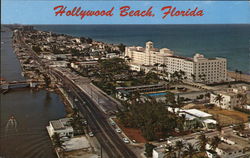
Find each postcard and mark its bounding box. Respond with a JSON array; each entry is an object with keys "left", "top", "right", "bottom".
[{"left": 1, "top": 0, "right": 250, "bottom": 158}]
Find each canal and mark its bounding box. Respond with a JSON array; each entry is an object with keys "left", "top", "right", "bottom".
[{"left": 0, "top": 27, "right": 67, "bottom": 158}]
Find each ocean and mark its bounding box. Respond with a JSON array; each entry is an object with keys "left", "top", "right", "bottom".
[{"left": 35, "top": 24, "right": 250, "bottom": 74}]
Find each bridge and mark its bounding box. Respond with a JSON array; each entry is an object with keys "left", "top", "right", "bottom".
[{"left": 0, "top": 80, "right": 44, "bottom": 90}]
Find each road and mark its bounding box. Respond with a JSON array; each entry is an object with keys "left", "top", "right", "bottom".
[
  {"left": 52, "top": 69, "right": 137, "bottom": 158},
  {"left": 15, "top": 31, "right": 138, "bottom": 158}
]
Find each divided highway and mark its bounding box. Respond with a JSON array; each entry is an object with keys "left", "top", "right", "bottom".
[
  {"left": 52, "top": 69, "right": 137, "bottom": 158},
  {"left": 15, "top": 32, "right": 137, "bottom": 158}
]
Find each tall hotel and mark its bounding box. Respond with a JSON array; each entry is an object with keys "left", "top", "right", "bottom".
[{"left": 125, "top": 41, "right": 227, "bottom": 83}]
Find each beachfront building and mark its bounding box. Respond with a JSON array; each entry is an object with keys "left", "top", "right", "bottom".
[
  {"left": 47, "top": 118, "right": 74, "bottom": 138},
  {"left": 125, "top": 41, "right": 227, "bottom": 83},
  {"left": 210, "top": 86, "right": 249, "bottom": 110}
]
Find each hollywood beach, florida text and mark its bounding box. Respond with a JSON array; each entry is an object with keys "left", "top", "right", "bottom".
[{"left": 53, "top": 5, "right": 204, "bottom": 20}]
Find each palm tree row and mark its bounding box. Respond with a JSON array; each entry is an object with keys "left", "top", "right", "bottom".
[{"left": 164, "top": 142, "right": 197, "bottom": 158}]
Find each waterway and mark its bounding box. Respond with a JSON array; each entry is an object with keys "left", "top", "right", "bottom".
[{"left": 0, "top": 27, "right": 66, "bottom": 158}]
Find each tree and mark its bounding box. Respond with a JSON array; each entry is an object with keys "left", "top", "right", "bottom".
[
  {"left": 191, "top": 73, "right": 196, "bottom": 82},
  {"left": 214, "top": 94, "right": 224, "bottom": 106},
  {"left": 216, "top": 123, "right": 222, "bottom": 133},
  {"left": 164, "top": 145, "right": 176, "bottom": 158},
  {"left": 196, "top": 133, "right": 208, "bottom": 152},
  {"left": 184, "top": 143, "right": 196, "bottom": 158},
  {"left": 236, "top": 122, "right": 245, "bottom": 132},
  {"left": 210, "top": 136, "right": 221, "bottom": 150},
  {"left": 86, "top": 37, "right": 93, "bottom": 44},
  {"left": 175, "top": 140, "right": 184, "bottom": 158},
  {"left": 118, "top": 43, "right": 126, "bottom": 52},
  {"left": 52, "top": 133, "right": 64, "bottom": 148},
  {"left": 144, "top": 143, "right": 156, "bottom": 157}
]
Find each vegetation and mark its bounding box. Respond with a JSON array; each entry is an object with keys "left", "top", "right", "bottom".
[
  {"left": 117, "top": 98, "right": 184, "bottom": 140},
  {"left": 144, "top": 143, "right": 156, "bottom": 157},
  {"left": 196, "top": 133, "right": 208, "bottom": 152},
  {"left": 70, "top": 108, "right": 85, "bottom": 135},
  {"left": 52, "top": 133, "right": 64, "bottom": 148},
  {"left": 214, "top": 94, "right": 224, "bottom": 106},
  {"left": 233, "top": 107, "right": 250, "bottom": 115},
  {"left": 164, "top": 145, "right": 176, "bottom": 158},
  {"left": 184, "top": 143, "right": 197, "bottom": 158},
  {"left": 32, "top": 46, "right": 41, "bottom": 54},
  {"left": 92, "top": 58, "right": 162, "bottom": 95}
]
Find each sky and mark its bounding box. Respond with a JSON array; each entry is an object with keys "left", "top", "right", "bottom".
[{"left": 1, "top": 1, "right": 250, "bottom": 24}]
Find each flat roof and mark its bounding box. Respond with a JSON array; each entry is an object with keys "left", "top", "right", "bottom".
[
  {"left": 183, "top": 109, "right": 212, "bottom": 118},
  {"left": 179, "top": 113, "right": 196, "bottom": 120},
  {"left": 203, "top": 119, "right": 217, "bottom": 124},
  {"left": 50, "top": 120, "right": 65, "bottom": 130}
]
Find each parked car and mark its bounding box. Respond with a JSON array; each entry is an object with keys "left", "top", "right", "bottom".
[
  {"left": 115, "top": 128, "right": 121, "bottom": 133},
  {"left": 123, "top": 138, "right": 130, "bottom": 144},
  {"left": 110, "top": 121, "right": 115, "bottom": 126},
  {"left": 89, "top": 132, "right": 94, "bottom": 137}
]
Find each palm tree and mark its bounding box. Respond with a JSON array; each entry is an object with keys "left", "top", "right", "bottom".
[
  {"left": 235, "top": 69, "right": 239, "bottom": 81},
  {"left": 175, "top": 140, "right": 184, "bottom": 158},
  {"left": 196, "top": 133, "right": 208, "bottom": 152},
  {"left": 238, "top": 122, "right": 245, "bottom": 132},
  {"left": 205, "top": 92, "right": 210, "bottom": 101},
  {"left": 216, "top": 123, "right": 222, "bottom": 133},
  {"left": 164, "top": 145, "right": 176, "bottom": 158},
  {"left": 191, "top": 73, "right": 196, "bottom": 82},
  {"left": 184, "top": 143, "right": 196, "bottom": 158},
  {"left": 52, "top": 133, "right": 63, "bottom": 148},
  {"left": 214, "top": 94, "right": 224, "bottom": 106},
  {"left": 210, "top": 136, "right": 221, "bottom": 150}
]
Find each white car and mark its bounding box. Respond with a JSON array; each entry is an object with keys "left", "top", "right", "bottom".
[
  {"left": 115, "top": 128, "right": 121, "bottom": 133},
  {"left": 123, "top": 138, "right": 130, "bottom": 144},
  {"left": 110, "top": 121, "right": 116, "bottom": 126},
  {"left": 89, "top": 132, "right": 94, "bottom": 137}
]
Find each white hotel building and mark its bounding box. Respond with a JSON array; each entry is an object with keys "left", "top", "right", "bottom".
[{"left": 125, "top": 41, "right": 227, "bottom": 83}]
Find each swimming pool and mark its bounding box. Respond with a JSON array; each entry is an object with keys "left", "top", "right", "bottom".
[{"left": 146, "top": 92, "right": 168, "bottom": 96}]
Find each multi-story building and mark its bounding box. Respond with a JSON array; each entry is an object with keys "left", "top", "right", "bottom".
[
  {"left": 125, "top": 41, "right": 227, "bottom": 83},
  {"left": 210, "top": 86, "right": 249, "bottom": 110}
]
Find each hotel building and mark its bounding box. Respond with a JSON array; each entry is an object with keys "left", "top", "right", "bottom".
[{"left": 125, "top": 41, "right": 227, "bottom": 83}]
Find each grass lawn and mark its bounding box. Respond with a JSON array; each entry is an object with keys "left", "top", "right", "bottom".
[{"left": 200, "top": 108, "right": 249, "bottom": 126}]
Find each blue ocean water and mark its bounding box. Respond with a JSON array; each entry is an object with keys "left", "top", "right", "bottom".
[{"left": 35, "top": 25, "right": 250, "bottom": 73}]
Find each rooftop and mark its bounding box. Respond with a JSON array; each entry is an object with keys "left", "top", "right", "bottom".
[
  {"left": 50, "top": 120, "right": 65, "bottom": 130},
  {"left": 183, "top": 109, "right": 212, "bottom": 118}
]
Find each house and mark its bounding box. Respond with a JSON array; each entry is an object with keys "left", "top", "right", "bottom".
[
  {"left": 167, "top": 108, "right": 217, "bottom": 129},
  {"left": 47, "top": 118, "right": 74, "bottom": 138}
]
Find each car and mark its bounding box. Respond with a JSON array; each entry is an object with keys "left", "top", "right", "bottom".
[
  {"left": 89, "top": 132, "right": 94, "bottom": 137},
  {"left": 110, "top": 121, "right": 115, "bottom": 126},
  {"left": 123, "top": 138, "right": 130, "bottom": 144},
  {"left": 115, "top": 128, "right": 121, "bottom": 133},
  {"left": 132, "top": 139, "right": 136, "bottom": 143}
]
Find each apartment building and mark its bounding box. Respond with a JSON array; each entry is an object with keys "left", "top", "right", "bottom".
[
  {"left": 125, "top": 41, "right": 227, "bottom": 83},
  {"left": 210, "top": 86, "right": 249, "bottom": 110}
]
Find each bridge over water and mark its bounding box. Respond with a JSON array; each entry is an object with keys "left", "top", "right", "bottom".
[{"left": 0, "top": 80, "right": 44, "bottom": 90}]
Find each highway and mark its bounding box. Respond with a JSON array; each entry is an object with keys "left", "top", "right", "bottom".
[
  {"left": 15, "top": 31, "right": 137, "bottom": 158},
  {"left": 52, "top": 69, "right": 137, "bottom": 158}
]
